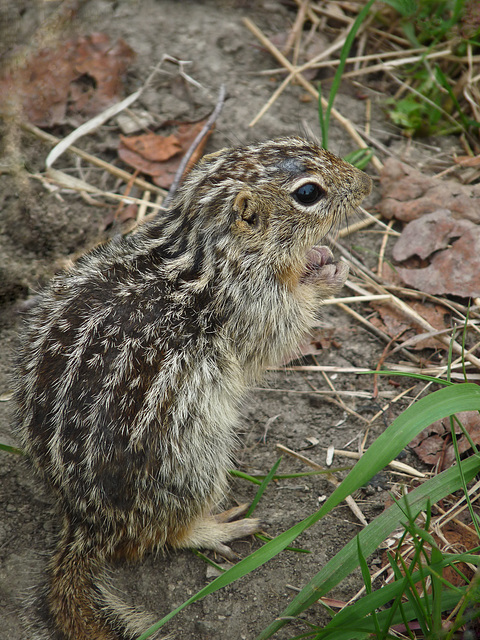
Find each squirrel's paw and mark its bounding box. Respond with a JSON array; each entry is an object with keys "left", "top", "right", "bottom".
[{"left": 170, "top": 505, "right": 260, "bottom": 559}]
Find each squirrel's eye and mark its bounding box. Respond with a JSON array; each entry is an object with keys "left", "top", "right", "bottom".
[{"left": 292, "top": 183, "right": 325, "bottom": 206}]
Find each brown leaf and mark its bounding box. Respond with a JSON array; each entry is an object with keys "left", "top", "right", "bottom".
[
  {"left": 410, "top": 411, "right": 480, "bottom": 469},
  {"left": 0, "top": 33, "right": 135, "bottom": 127},
  {"left": 72, "top": 34, "right": 135, "bottom": 114},
  {"left": 437, "top": 526, "right": 476, "bottom": 586},
  {"left": 411, "top": 434, "right": 445, "bottom": 466},
  {"left": 119, "top": 132, "right": 182, "bottom": 162},
  {"left": 379, "top": 159, "right": 480, "bottom": 223},
  {"left": 381, "top": 163, "right": 480, "bottom": 297},
  {"left": 117, "top": 146, "right": 168, "bottom": 178},
  {"left": 392, "top": 210, "right": 475, "bottom": 262},
  {"left": 371, "top": 300, "right": 448, "bottom": 350},
  {"left": 118, "top": 119, "right": 213, "bottom": 189},
  {"left": 396, "top": 226, "right": 480, "bottom": 297},
  {"left": 297, "top": 327, "right": 339, "bottom": 356}
]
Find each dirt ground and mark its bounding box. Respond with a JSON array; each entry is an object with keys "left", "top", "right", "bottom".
[{"left": 0, "top": 1, "right": 458, "bottom": 639}]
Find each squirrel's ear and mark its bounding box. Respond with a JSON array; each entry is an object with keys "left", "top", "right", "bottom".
[{"left": 233, "top": 190, "right": 257, "bottom": 226}]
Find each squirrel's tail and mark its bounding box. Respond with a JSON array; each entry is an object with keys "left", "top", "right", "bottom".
[{"left": 38, "top": 518, "right": 156, "bottom": 640}]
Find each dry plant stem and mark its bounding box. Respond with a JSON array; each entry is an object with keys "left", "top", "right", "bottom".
[
  {"left": 260, "top": 46, "right": 445, "bottom": 76},
  {"left": 21, "top": 122, "right": 165, "bottom": 196},
  {"left": 450, "top": 339, "right": 480, "bottom": 371},
  {"left": 315, "top": 357, "right": 367, "bottom": 421},
  {"left": 387, "top": 285, "right": 480, "bottom": 321},
  {"left": 379, "top": 363, "right": 480, "bottom": 380},
  {"left": 302, "top": 369, "right": 369, "bottom": 424},
  {"left": 274, "top": 365, "right": 370, "bottom": 373},
  {"left": 31, "top": 172, "right": 166, "bottom": 213},
  {"left": 283, "top": 0, "right": 310, "bottom": 57},
  {"left": 309, "top": 2, "right": 356, "bottom": 27},
  {"left": 434, "top": 478, "right": 480, "bottom": 530},
  {"left": 341, "top": 49, "right": 452, "bottom": 80},
  {"left": 114, "top": 169, "right": 139, "bottom": 219},
  {"left": 253, "top": 387, "right": 395, "bottom": 399},
  {"left": 136, "top": 190, "right": 151, "bottom": 223},
  {"left": 337, "top": 213, "right": 385, "bottom": 238},
  {"left": 386, "top": 69, "right": 461, "bottom": 131},
  {"left": 364, "top": 96, "right": 371, "bottom": 137},
  {"left": 293, "top": 0, "right": 319, "bottom": 27},
  {"left": 434, "top": 502, "right": 480, "bottom": 539},
  {"left": 360, "top": 129, "right": 396, "bottom": 158},
  {"left": 327, "top": 448, "right": 425, "bottom": 479},
  {"left": 347, "top": 562, "right": 394, "bottom": 606},
  {"left": 163, "top": 84, "right": 226, "bottom": 207},
  {"left": 251, "top": 71, "right": 297, "bottom": 128},
  {"left": 242, "top": 17, "right": 383, "bottom": 173},
  {"left": 332, "top": 239, "right": 383, "bottom": 284},
  {"left": 377, "top": 219, "right": 395, "bottom": 276},
  {"left": 338, "top": 247, "right": 480, "bottom": 370},
  {"left": 358, "top": 206, "right": 401, "bottom": 235},
  {"left": 323, "top": 294, "right": 391, "bottom": 305},
  {"left": 374, "top": 329, "right": 408, "bottom": 398},
  {"left": 276, "top": 444, "right": 368, "bottom": 527},
  {"left": 46, "top": 90, "right": 145, "bottom": 170}
]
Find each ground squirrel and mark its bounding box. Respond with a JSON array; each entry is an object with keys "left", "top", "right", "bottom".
[{"left": 13, "top": 136, "right": 372, "bottom": 639}]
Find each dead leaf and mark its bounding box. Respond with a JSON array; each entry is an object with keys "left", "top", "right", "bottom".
[
  {"left": 380, "top": 162, "right": 480, "bottom": 297},
  {"left": 297, "top": 327, "right": 341, "bottom": 357},
  {"left": 118, "top": 119, "right": 212, "bottom": 189},
  {"left": 371, "top": 300, "right": 449, "bottom": 350},
  {"left": 409, "top": 411, "right": 480, "bottom": 469},
  {"left": 396, "top": 225, "right": 480, "bottom": 297},
  {"left": 0, "top": 33, "right": 135, "bottom": 127},
  {"left": 435, "top": 525, "right": 477, "bottom": 586},
  {"left": 119, "top": 133, "right": 182, "bottom": 162},
  {"left": 379, "top": 159, "right": 480, "bottom": 223},
  {"left": 392, "top": 209, "right": 475, "bottom": 262}
]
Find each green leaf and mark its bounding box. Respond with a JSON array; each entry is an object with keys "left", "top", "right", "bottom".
[
  {"left": 343, "top": 148, "right": 373, "bottom": 170},
  {"left": 0, "top": 443, "right": 24, "bottom": 455},
  {"left": 246, "top": 456, "right": 282, "bottom": 518}
]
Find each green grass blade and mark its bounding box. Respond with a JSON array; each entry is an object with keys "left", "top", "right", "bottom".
[
  {"left": 230, "top": 469, "right": 263, "bottom": 485},
  {"left": 246, "top": 456, "right": 282, "bottom": 518},
  {"left": 0, "top": 443, "right": 24, "bottom": 455},
  {"left": 431, "top": 546, "right": 446, "bottom": 637},
  {"left": 342, "top": 148, "right": 373, "bottom": 170},
  {"left": 357, "top": 536, "right": 381, "bottom": 637},
  {"left": 359, "top": 370, "right": 454, "bottom": 385},
  {"left": 319, "top": 0, "right": 376, "bottom": 148}
]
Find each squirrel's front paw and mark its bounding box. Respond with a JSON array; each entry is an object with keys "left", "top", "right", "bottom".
[{"left": 301, "top": 245, "right": 348, "bottom": 292}]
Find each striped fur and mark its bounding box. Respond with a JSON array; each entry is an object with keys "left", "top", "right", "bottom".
[{"left": 13, "top": 137, "right": 372, "bottom": 639}]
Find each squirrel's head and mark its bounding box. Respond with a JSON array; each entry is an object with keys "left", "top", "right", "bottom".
[{"left": 171, "top": 137, "right": 372, "bottom": 293}]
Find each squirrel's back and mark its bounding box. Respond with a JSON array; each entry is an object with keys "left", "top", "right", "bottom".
[{"left": 14, "top": 136, "right": 372, "bottom": 639}]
